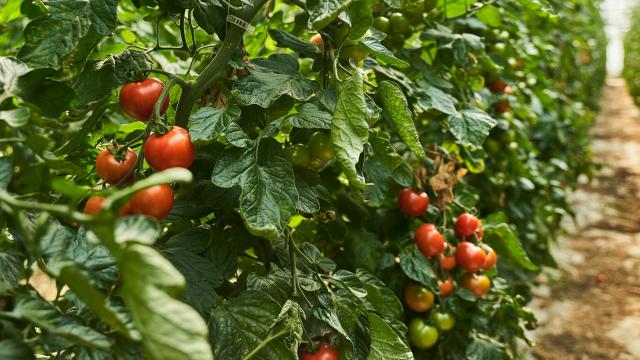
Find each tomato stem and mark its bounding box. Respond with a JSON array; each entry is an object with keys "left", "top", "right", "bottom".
[
  {"left": 287, "top": 230, "right": 300, "bottom": 298},
  {"left": 174, "top": 0, "right": 269, "bottom": 126}
]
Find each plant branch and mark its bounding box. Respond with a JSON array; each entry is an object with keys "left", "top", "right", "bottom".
[
  {"left": 174, "top": 0, "right": 269, "bottom": 126},
  {"left": 241, "top": 329, "right": 289, "bottom": 360},
  {"left": 287, "top": 231, "right": 300, "bottom": 298},
  {"left": 146, "top": 69, "right": 191, "bottom": 89}
]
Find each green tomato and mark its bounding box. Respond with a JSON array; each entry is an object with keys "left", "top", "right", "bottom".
[
  {"left": 340, "top": 45, "right": 369, "bottom": 62},
  {"left": 388, "top": 13, "right": 410, "bottom": 36},
  {"left": 469, "top": 74, "right": 485, "bottom": 91},
  {"left": 408, "top": 318, "right": 439, "bottom": 349},
  {"left": 284, "top": 144, "right": 310, "bottom": 167},
  {"left": 308, "top": 132, "right": 334, "bottom": 167},
  {"left": 493, "top": 42, "right": 506, "bottom": 54},
  {"left": 403, "top": 0, "right": 425, "bottom": 24},
  {"left": 431, "top": 311, "right": 455, "bottom": 331},
  {"left": 373, "top": 16, "right": 390, "bottom": 33}
]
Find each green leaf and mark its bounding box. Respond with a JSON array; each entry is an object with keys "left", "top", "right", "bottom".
[
  {"left": 87, "top": 0, "right": 119, "bottom": 35},
  {"left": 331, "top": 73, "right": 369, "bottom": 189},
  {"left": 0, "top": 157, "right": 13, "bottom": 190},
  {"left": 414, "top": 85, "right": 457, "bottom": 115},
  {"left": 0, "top": 57, "right": 29, "bottom": 103},
  {"left": 476, "top": 5, "right": 502, "bottom": 27},
  {"left": 359, "top": 38, "right": 409, "bottom": 69},
  {"left": 448, "top": 108, "right": 497, "bottom": 148},
  {"left": 399, "top": 246, "right": 438, "bottom": 292},
  {"left": 210, "top": 290, "right": 292, "bottom": 360},
  {"left": 368, "top": 130, "right": 404, "bottom": 170},
  {"left": 346, "top": 0, "right": 372, "bottom": 40},
  {"left": 295, "top": 176, "right": 320, "bottom": 213},
  {"left": 484, "top": 223, "right": 539, "bottom": 271},
  {"left": 344, "top": 229, "right": 384, "bottom": 272},
  {"left": 0, "top": 339, "right": 34, "bottom": 359},
  {"left": 516, "top": 0, "right": 557, "bottom": 19},
  {"left": 212, "top": 143, "right": 298, "bottom": 240},
  {"left": 269, "top": 29, "right": 321, "bottom": 56},
  {"left": 466, "top": 336, "right": 507, "bottom": 360},
  {"left": 16, "top": 70, "right": 75, "bottom": 117},
  {"left": 306, "top": 0, "right": 352, "bottom": 30},
  {"left": 115, "top": 216, "right": 160, "bottom": 245},
  {"left": 356, "top": 270, "right": 403, "bottom": 320},
  {"left": 367, "top": 313, "right": 413, "bottom": 360},
  {"left": 233, "top": 54, "right": 316, "bottom": 108},
  {"left": 188, "top": 105, "right": 242, "bottom": 145},
  {"left": 378, "top": 81, "right": 426, "bottom": 158},
  {"left": 0, "top": 0, "right": 22, "bottom": 23},
  {"left": 0, "top": 248, "right": 22, "bottom": 294},
  {"left": 118, "top": 244, "right": 213, "bottom": 360},
  {"left": 12, "top": 292, "right": 113, "bottom": 348},
  {"left": 288, "top": 103, "right": 332, "bottom": 130},
  {"left": 18, "top": 1, "right": 92, "bottom": 69},
  {"left": 437, "top": 0, "right": 469, "bottom": 18},
  {"left": 165, "top": 248, "right": 222, "bottom": 317}
]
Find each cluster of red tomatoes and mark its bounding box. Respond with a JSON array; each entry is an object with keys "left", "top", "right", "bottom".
[
  {"left": 299, "top": 339, "right": 340, "bottom": 360},
  {"left": 397, "top": 188, "right": 498, "bottom": 349},
  {"left": 83, "top": 78, "right": 196, "bottom": 220}
]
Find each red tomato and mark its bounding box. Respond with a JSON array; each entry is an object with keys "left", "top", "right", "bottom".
[
  {"left": 83, "top": 196, "right": 106, "bottom": 215},
  {"left": 455, "top": 213, "right": 479, "bottom": 238},
  {"left": 462, "top": 222, "right": 483, "bottom": 241},
  {"left": 454, "top": 242, "right": 486, "bottom": 272},
  {"left": 144, "top": 126, "right": 196, "bottom": 171},
  {"left": 310, "top": 33, "right": 324, "bottom": 52},
  {"left": 397, "top": 188, "right": 429, "bottom": 217},
  {"left": 482, "top": 245, "right": 497, "bottom": 270},
  {"left": 439, "top": 244, "right": 456, "bottom": 271},
  {"left": 404, "top": 283, "right": 434, "bottom": 312},
  {"left": 461, "top": 273, "right": 491, "bottom": 297},
  {"left": 495, "top": 99, "right": 509, "bottom": 113},
  {"left": 83, "top": 196, "right": 131, "bottom": 217},
  {"left": 489, "top": 80, "right": 509, "bottom": 93},
  {"left": 414, "top": 224, "right": 445, "bottom": 258},
  {"left": 438, "top": 276, "right": 454, "bottom": 297},
  {"left": 96, "top": 148, "right": 137, "bottom": 184},
  {"left": 300, "top": 341, "right": 340, "bottom": 360},
  {"left": 119, "top": 78, "right": 169, "bottom": 121},
  {"left": 128, "top": 184, "right": 174, "bottom": 220}
]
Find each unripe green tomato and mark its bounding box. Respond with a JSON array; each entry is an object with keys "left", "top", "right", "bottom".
[
  {"left": 373, "top": 16, "right": 390, "bottom": 33},
  {"left": 431, "top": 311, "right": 455, "bottom": 331},
  {"left": 388, "top": 13, "right": 410, "bottom": 36},
  {"left": 493, "top": 42, "right": 506, "bottom": 54},
  {"left": 308, "top": 131, "right": 334, "bottom": 167},
  {"left": 497, "top": 30, "right": 510, "bottom": 41},
  {"left": 340, "top": 45, "right": 369, "bottom": 62},
  {"left": 403, "top": 0, "right": 425, "bottom": 24},
  {"left": 284, "top": 144, "right": 310, "bottom": 167},
  {"left": 469, "top": 74, "right": 485, "bottom": 91},
  {"left": 408, "top": 318, "right": 439, "bottom": 349}
]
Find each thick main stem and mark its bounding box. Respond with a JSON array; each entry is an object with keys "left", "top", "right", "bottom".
[{"left": 174, "top": 0, "right": 268, "bottom": 126}]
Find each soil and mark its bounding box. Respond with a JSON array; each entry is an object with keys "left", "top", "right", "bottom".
[{"left": 526, "top": 78, "right": 640, "bottom": 360}]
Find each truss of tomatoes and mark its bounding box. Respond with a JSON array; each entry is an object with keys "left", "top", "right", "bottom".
[
  {"left": 83, "top": 78, "right": 196, "bottom": 221},
  {"left": 397, "top": 188, "right": 498, "bottom": 350}
]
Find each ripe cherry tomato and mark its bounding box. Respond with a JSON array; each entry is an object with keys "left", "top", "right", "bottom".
[
  {"left": 128, "top": 184, "right": 174, "bottom": 220},
  {"left": 431, "top": 311, "right": 455, "bottom": 331},
  {"left": 83, "top": 196, "right": 106, "bottom": 215},
  {"left": 495, "top": 99, "right": 509, "bottom": 113},
  {"left": 388, "top": 13, "right": 410, "bottom": 36},
  {"left": 308, "top": 132, "right": 334, "bottom": 167},
  {"left": 482, "top": 245, "right": 497, "bottom": 270},
  {"left": 414, "top": 224, "right": 445, "bottom": 258},
  {"left": 373, "top": 16, "right": 390, "bottom": 33},
  {"left": 144, "top": 126, "right": 196, "bottom": 171},
  {"left": 96, "top": 148, "right": 137, "bottom": 184},
  {"left": 439, "top": 244, "right": 456, "bottom": 271},
  {"left": 455, "top": 242, "right": 486, "bottom": 272},
  {"left": 438, "top": 276, "right": 454, "bottom": 297},
  {"left": 300, "top": 341, "right": 340, "bottom": 360},
  {"left": 454, "top": 213, "right": 479, "bottom": 238},
  {"left": 404, "top": 283, "right": 434, "bottom": 312},
  {"left": 119, "top": 78, "right": 169, "bottom": 121},
  {"left": 461, "top": 273, "right": 491, "bottom": 297},
  {"left": 408, "top": 318, "right": 438, "bottom": 349},
  {"left": 310, "top": 33, "right": 324, "bottom": 52},
  {"left": 397, "top": 188, "right": 429, "bottom": 217},
  {"left": 284, "top": 144, "right": 310, "bottom": 167},
  {"left": 489, "top": 80, "right": 509, "bottom": 94},
  {"left": 83, "top": 196, "right": 131, "bottom": 217}
]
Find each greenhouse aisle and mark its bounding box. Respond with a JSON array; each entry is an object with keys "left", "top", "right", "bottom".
[{"left": 527, "top": 78, "right": 640, "bottom": 359}]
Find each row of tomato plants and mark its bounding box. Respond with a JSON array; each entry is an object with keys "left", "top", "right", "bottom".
[
  {"left": 625, "top": 4, "right": 640, "bottom": 105},
  {"left": 0, "top": 0, "right": 605, "bottom": 359}
]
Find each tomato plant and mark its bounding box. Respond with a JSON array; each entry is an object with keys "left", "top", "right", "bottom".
[{"left": 0, "top": 0, "right": 606, "bottom": 359}]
